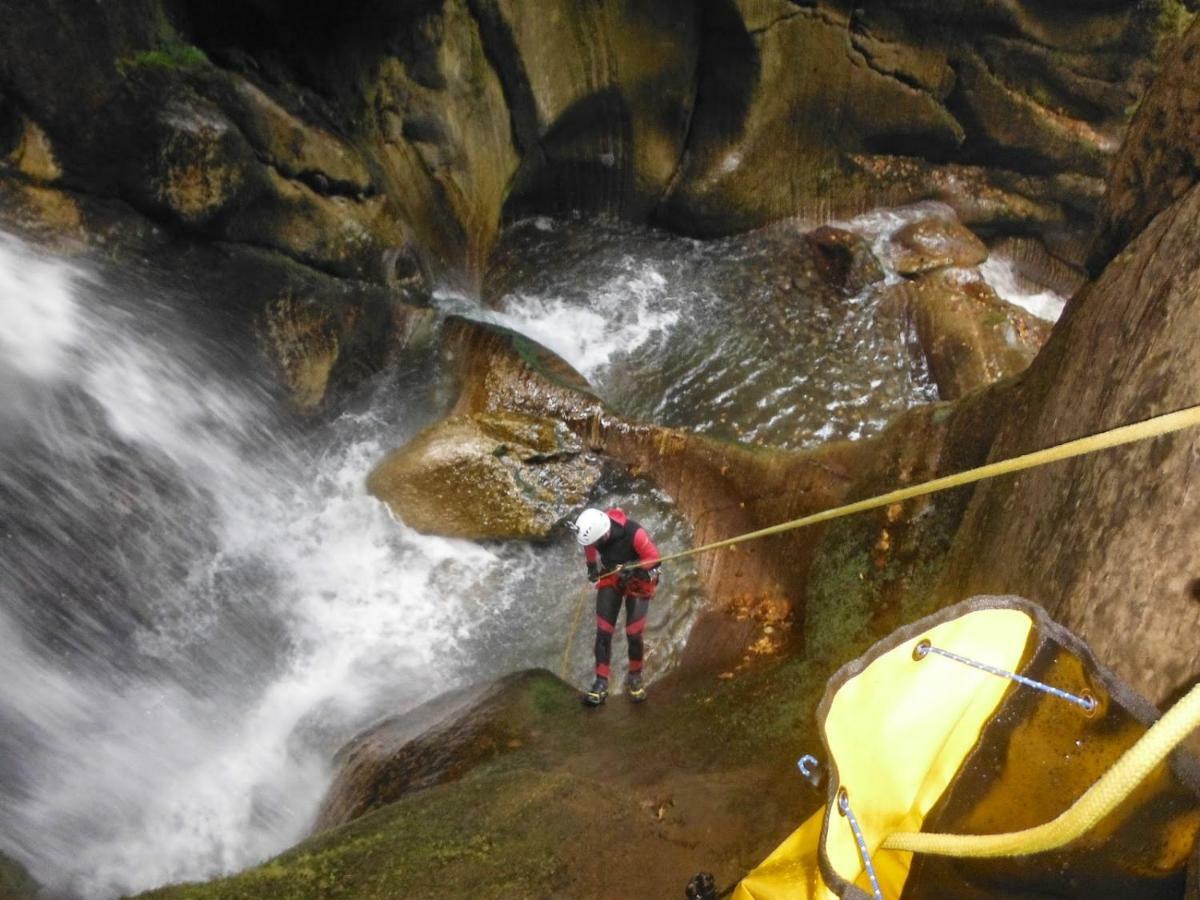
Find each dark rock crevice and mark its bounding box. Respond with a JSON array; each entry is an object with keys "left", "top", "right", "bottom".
[{"left": 460, "top": 0, "right": 545, "bottom": 163}]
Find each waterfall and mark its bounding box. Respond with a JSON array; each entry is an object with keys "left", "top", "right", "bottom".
[
  {"left": 0, "top": 201, "right": 1061, "bottom": 895},
  {"left": 0, "top": 234, "right": 697, "bottom": 897}
]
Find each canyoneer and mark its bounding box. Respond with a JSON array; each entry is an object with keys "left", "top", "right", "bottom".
[{"left": 573, "top": 507, "right": 661, "bottom": 705}]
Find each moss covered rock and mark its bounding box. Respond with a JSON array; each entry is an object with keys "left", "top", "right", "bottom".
[
  {"left": 0, "top": 853, "right": 38, "bottom": 900},
  {"left": 0, "top": 0, "right": 1183, "bottom": 291},
  {"left": 136, "top": 660, "right": 834, "bottom": 900},
  {"left": 367, "top": 411, "right": 601, "bottom": 540},
  {"left": 804, "top": 385, "right": 1011, "bottom": 658},
  {"left": 437, "top": 315, "right": 875, "bottom": 668},
  {"left": 312, "top": 671, "right": 575, "bottom": 832}
]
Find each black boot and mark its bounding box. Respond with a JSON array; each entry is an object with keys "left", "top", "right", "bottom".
[
  {"left": 625, "top": 672, "right": 647, "bottom": 703},
  {"left": 582, "top": 676, "right": 609, "bottom": 706}
]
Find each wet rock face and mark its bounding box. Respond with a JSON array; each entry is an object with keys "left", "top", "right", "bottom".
[
  {"left": 433, "top": 315, "right": 872, "bottom": 669},
  {"left": 656, "top": 0, "right": 1178, "bottom": 271},
  {"left": 367, "top": 411, "right": 601, "bottom": 540},
  {"left": 804, "top": 385, "right": 1012, "bottom": 659},
  {"left": 1090, "top": 17, "right": 1200, "bottom": 273},
  {"left": 0, "top": 852, "right": 38, "bottom": 899},
  {"left": 930, "top": 17, "right": 1200, "bottom": 707},
  {"left": 0, "top": 0, "right": 1183, "bottom": 289},
  {"left": 312, "top": 671, "right": 566, "bottom": 833},
  {"left": 805, "top": 225, "right": 885, "bottom": 293},
  {"left": 938, "top": 176, "right": 1200, "bottom": 708}
]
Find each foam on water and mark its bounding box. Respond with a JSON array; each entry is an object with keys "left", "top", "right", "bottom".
[
  {"left": 436, "top": 261, "right": 680, "bottom": 380},
  {"left": 978, "top": 256, "right": 1067, "bottom": 321},
  {"left": 837, "top": 201, "right": 1067, "bottom": 322},
  {"left": 0, "top": 234, "right": 699, "bottom": 897}
]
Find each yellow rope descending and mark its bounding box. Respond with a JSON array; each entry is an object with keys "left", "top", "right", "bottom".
[
  {"left": 558, "top": 584, "right": 592, "bottom": 680},
  {"left": 883, "top": 680, "right": 1200, "bottom": 857},
  {"left": 597, "top": 404, "right": 1200, "bottom": 580}
]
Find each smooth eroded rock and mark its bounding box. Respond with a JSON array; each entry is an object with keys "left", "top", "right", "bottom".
[
  {"left": 367, "top": 410, "right": 601, "bottom": 540},
  {"left": 891, "top": 217, "right": 988, "bottom": 276},
  {"left": 437, "top": 315, "right": 874, "bottom": 669},
  {"left": 937, "top": 175, "right": 1200, "bottom": 707},
  {"left": 901, "top": 269, "right": 1051, "bottom": 400},
  {"left": 1090, "top": 16, "right": 1200, "bottom": 273},
  {"left": 312, "top": 670, "right": 573, "bottom": 833}
]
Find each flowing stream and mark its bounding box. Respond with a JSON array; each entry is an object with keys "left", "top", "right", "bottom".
[{"left": 0, "top": 204, "right": 1062, "bottom": 897}]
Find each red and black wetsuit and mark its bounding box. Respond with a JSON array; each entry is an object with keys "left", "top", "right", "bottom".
[{"left": 584, "top": 508, "right": 659, "bottom": 680}]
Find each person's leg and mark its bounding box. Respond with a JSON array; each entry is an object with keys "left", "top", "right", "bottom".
[
  {"left": 585, "top": 586, "right": 621, "bottom": 704},
  {"left": 624, "top": 595, "right": 649, "bottom": 701}
]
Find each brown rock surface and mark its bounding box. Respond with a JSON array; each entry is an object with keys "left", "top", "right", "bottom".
[
  {"left": 804, "top": 385, "right": 1013, "bottom": 658},
  {"left": 436, "top": 316, "right": 872, "bottom": 668},
  {"left": 1090, "top": 17, "right": 1200, "bottom": 273},
  {"left": 366, "top": 411, "right": 601, "bottom": 540},
  {"left": 312, "top": 670, "right": 557, "bottom": 832},
  {"left": 891, "top": 217, "right": 988, "bottom": 275},
  {"left": 0, "top": 0, "right": 1183, "bottom": 290},
  {"left": 937, "top": 178, "right": 1200, "bottom": 707},
  {"left": 899, "top": 269, "right": 1051, "bottom": 400},
  {"left": 804, "top": 225, "right": 885, "bottom": 293}
]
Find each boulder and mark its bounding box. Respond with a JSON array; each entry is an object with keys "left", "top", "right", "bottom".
[
  {"left": 436, "top": 316, "right": 873, "bottom": 669},
  {"left": 367, "top": 410, "right": 601, "bottom": 540},
  {"left": 143, "top": 95, "right": 254, "bottom": 228},
  {"left": 804, "top": 225, "right": 885, "bottom": 293},
  {"left": 312, "top": 670, "right": 573, "bottom": 832},
  {"left": 898, "top": 269, "right": 1051, "bottom": 400},
  {"left": 891, "top": 217, "right": 988, "bottom": 275}
]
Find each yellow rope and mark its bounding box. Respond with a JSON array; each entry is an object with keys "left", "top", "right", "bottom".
[
  {"left": 567, "top": 404, "right": 1200, "bottom": 855},
  {"left": 558, "top": 583, "right": 592, "bottom": 680},
  {"left": 883, "top": 681, "right": 1200, "bottom": 857},
  {"left": 598, "top": 404, "right": 1200, "bottom": 579}
]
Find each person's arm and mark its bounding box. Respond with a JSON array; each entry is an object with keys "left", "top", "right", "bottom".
[
  {"left": 632, "top": 529, "right": 660, "bottom": 571},
  {"left": 585, "top": 545, "right": 600, "bottom": 582}
]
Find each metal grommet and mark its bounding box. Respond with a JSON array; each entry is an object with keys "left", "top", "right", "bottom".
[
  {"left": 912, "top": 639, "right": 932, "bottom": 661},
  {"left": 836, "top": 787, "right": 849, "bottom": 816},
  {"left": 1080, "top": 690, "right": 1098, "bottom": 717}
]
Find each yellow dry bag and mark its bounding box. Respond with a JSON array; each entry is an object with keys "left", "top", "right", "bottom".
[{"left": 735, "top": 595, "right": 1200, "bottom": 900}]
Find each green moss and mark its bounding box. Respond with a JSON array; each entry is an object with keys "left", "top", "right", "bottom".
[
  {"left": 138, "top": 762, "right": 573, "bottom": 900},
  {"left": 0, "top": 852, "right": 38, "bottom": 898},
  {"left": 119, "top": 41, "right": 209, "bottom": 75},
  {"left": 1147, "top": 0, "right": 1196, "bottom": 61},
  {"left": 984, "top": 309, "right": 1009, "bottom": 328},
  {"left": 804, "top": 516, "right": 877, "bottom": 660}
]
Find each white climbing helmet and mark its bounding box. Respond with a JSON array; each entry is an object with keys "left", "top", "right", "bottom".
[{"left": 574, "top": 508, "right": 611, "bottom": 546}]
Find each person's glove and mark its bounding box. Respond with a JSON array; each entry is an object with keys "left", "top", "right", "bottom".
[
  {"left": 619, "top": 566, "right": 659, "bottom": 587},
  {"left": 587, "top": 562, "right": 600, "bottom": 583}
]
